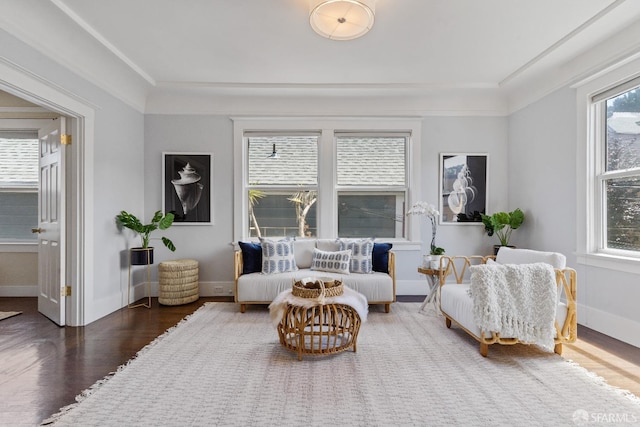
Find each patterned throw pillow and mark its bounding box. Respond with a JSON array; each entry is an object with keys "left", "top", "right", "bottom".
[
  {"left": 260, "top": 238, "right": 298, "bottom": 274},
  {"left": 338, "top": 238, "right": 374, "bottom": 274},
  {"left": 310, "top": 248, "right": 351, "bottom": 274}
]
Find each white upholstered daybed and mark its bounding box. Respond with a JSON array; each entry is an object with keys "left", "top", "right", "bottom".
[
  {"left": 438, "top": 247, "right": 577, "bottom": 357},
  {"left": 234, "top": 238, "right": 396, "bottom": 313}
]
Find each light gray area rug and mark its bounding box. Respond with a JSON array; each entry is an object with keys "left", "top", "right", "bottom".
[
  {"left": 44, "top": 303, "right": 640, "bottom": 426},
  {"left": 0, "top": 311, "right": 21, "bottom": 321}
]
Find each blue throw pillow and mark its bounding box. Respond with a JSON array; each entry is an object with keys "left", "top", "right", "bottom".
[
  {"left": 238, "top": 241, "right": 262, "bottom": 274},
  {"left": 372, "top": 243, "right": 392, "bottom": 273}
]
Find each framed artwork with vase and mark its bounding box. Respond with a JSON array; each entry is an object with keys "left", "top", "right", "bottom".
[{"left": 163, "top": 152, "right": 213, "bottom": 225}]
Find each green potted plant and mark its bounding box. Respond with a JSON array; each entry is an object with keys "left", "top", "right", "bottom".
[
  {"left": 115, "top": 210, "right": 176, "bottom": 265},
  {"left": 481, "top": 208, "right": 525, "bottom": 254}
]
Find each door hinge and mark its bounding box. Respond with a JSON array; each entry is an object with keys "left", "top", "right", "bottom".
[
  {"left": 62, "top": 286, "right": 71, "bottom": 297},
  {"left": 61, "top": 134, "right": 72, "bottom": 145}
]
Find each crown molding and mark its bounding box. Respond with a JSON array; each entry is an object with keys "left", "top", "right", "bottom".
[
  {"left": 503, "top": 3, "right": 640, "bottom": 114},
  {"left": 145, "top": 87, "right": 509, "bottom": 117},
  {"left": 0, "top": 2, "right": 149, "bottom": 112}
]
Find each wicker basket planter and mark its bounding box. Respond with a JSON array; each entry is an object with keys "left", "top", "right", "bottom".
[
  {"left": 292, "top": 277, "right": 344, "bottom": 299},
  {"left": 158, "top": 259, "right": 199, "bottom": 306}
]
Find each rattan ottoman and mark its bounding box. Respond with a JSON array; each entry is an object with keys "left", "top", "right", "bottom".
[
  {"left": 158, "top": 259, "right": 199, "bottom": 306},
  {"left": 277, "top": 302, "right": 361, "bottom": 361}
]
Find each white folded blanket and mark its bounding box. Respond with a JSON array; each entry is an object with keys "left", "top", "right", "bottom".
[
  {"left": 469, "top": 262, "right": 558, "bottom": 351},
  {"left": 269, "top": 286, "right": 369, "bottom": 327}
]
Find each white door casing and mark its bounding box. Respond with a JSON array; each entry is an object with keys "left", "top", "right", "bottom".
[{"left": 37, "top": 118, "right": 66, "bottom": 326}]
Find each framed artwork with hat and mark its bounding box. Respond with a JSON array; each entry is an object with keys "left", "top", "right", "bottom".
[{"left": 163, "top": 152, "right": 213, "bottom": 225}]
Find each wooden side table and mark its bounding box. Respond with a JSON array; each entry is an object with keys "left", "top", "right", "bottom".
[{"left": 418, "top": 267, "right": 441, "bottom": 312}]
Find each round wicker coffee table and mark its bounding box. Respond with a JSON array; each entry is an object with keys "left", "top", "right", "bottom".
[{"left": 277, "top": 302, "right": 361, "bottom": 361}]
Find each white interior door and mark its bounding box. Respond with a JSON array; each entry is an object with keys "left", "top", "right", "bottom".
[{"left": 36, "top": 118, "right": 66, "bottom": 326}]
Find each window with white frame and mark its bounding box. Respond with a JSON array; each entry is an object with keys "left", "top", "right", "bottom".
[
  {"left": 235, "top": 119, "right": 420, "bottom": 242},
  {"left": 336, "top": 134, "right": 406, "bottom": 238},
  {"left": 593, "top": 81, "right": 640, "bottom": 254},
  {"left": 246, "top": 134, "right": 319, "bottom": 238},
  {"left": 0, "top": 130, "right": 39, "bottom": 241}
]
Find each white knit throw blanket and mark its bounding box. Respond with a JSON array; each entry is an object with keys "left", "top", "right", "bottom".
[
  {"left": 269, "top": 286, "right": 369, "bottom": 327},
  {"left": 469, "top": 262, "right": 558, "bottom": 351}
]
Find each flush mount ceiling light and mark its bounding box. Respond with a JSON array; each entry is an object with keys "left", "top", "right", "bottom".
[{"left": 309, "top": 0, "right": 375, "bottom": 41}]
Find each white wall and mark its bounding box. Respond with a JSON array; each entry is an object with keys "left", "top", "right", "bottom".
[
  {"left": 508, "top": 87, "right": 577, "bottom": 257},
  {"left": 144, "top": 115, "right": 235, "bottom": 296},
  {"left": 396, "top": 116, "right": 509, "bottom": 294},
  {"left": 142, "top": 114, "right": 508, "bottom": 296},
  {"left": 508, "top": 86, "right": 640, "bottom": 347},
  {"left": 421, "top": 116, "right": 509, "bottom": 255}
]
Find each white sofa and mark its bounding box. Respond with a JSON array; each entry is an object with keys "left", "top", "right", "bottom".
[
  {"left": 439, "top": 247, "right": 577, "bottom": 357},
  {"left": 234, "top": 239, "right": 396, "bottom": 313}
]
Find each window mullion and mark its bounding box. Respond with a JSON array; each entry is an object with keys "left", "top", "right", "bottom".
[{"left": 317, "top": 128, "right": 335, "bottom": 238}]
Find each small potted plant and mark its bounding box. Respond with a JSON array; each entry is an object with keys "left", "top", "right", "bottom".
[
  {"left": 115, "top": 210, "right": 176, "bottom": 265},
  {"left": 481, "top": 208, "right": 525, "bottom": 254}
]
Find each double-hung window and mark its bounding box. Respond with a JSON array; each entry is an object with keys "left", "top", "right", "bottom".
[
  {"left": 246, "top": 133, "right": 319, "bottom": 238},
  {"left": 0, "top": 130, "right": 39, "bottom": 241},
  {"left": 592, "top": 80, "right": 640, "bottom": 255},
  {"left": 336, "top": 134, "right": 406, "bottom": 238},
  {"left": 234, "top": 119, "right": 420, "bottom": 243}
]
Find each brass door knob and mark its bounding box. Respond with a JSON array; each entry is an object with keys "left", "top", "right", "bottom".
[{"left": 31, "top": 228, "right": 43, "bottom": 234}]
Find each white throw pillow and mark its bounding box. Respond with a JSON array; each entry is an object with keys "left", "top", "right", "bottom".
[
  {"left": 496, "top": 247, "right": 566, "bottom": 269},
  {"left": 293, "top": 238, "right": 316, "bottom": 269},
  {"left": 260, "top": 238, "right": 298, "bottom": 274},
  {"left": 316, "top": 239, "right": 340, "bottom": 252},
  {"left": 337, "top": 238, "right": 374, "bottom": 274},
  {"left": 310, "top": 248, "right": 351, "bottom": 274}
]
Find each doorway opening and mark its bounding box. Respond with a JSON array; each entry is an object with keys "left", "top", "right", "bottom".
[{"left": 1, "top": 62, "right": 95, "bottom": 326}]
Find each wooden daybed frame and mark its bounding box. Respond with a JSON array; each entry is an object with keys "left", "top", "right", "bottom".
[
  {"left": 438, "top": 255, "right": 577, "bottom": 357},
  {"left": 233, "top": 249, "right": 396, "bottom": 313}
]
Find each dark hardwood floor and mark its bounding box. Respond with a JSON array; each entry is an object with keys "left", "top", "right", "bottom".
[{"left": 1, "top": 296, "right": 639, "bottom": 426}]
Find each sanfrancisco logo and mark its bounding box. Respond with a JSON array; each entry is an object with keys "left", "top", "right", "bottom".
[
  {"left": 573, "top": 409, "right": 638, "bottom": 425},
  {"left": 573, "top": 409, "right": 590, "bottom": 425}
]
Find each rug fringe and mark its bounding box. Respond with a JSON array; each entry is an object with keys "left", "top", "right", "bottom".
[
  {"left": 563, "top": 358, "right": 640, "bottom": 404},
  {"left": 40, "top": 303, "right": 213, "bottom": 426}
]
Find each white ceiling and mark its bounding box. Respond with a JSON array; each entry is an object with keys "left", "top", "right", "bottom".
[{"left": 3, "top": 0, "right": 640, "bottom": 115}]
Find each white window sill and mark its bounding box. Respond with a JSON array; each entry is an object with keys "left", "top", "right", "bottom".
[
  {"left": 0, "top": 242, "right": 37, "bottom": 252},
  {"left": 383, "top": 240, "right": 422, "bottom": 251},
  {"left": 576, "top": 252, "right": 640, "bottom": 275}
]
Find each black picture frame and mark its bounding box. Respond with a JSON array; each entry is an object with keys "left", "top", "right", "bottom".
[
  {"left": 162, "top": 152, "right": 213, "bottom": 225},
  {"left": 439, "top": 153, "right": 488, "bottom": 224}
]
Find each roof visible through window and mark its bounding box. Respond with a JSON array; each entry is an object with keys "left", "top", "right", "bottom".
[{"left": 0, "top": 134, "right": 39, "bottom": 187}]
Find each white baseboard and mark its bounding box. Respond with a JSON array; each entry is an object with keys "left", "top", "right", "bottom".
[
  {"left": 198, "top": 281, "right": 235, "bottom": 297},
  {"left": 128, "top": 280, "right": 235, "bottom": 298},
  {"left": 1, "top": 281, "right": 423, "bottom": 299},
  {"left": 396, "top": 280, "right": 429, "bottom": 296},
  {"left": 0, "top": 285, "right": 38, "bottom": 297},
  {"left": 130, "top": 280, "right": 424, "bottom": 300},
  {"left": 577, "top": 302, "right": 640, "bottom": 348}
]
